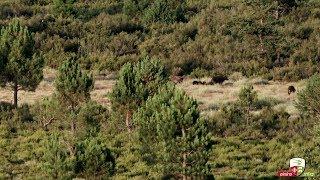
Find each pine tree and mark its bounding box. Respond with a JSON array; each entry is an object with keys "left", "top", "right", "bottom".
[
  {"left": 238, "top": 85, "right": 257, "bottom": 125},
  {"left": 296, "top": 74, "right": 320, "bottom": 120},
  {"left": 109, "top": 56, "right": 168, "bottom": 132},
  {"left": 55, "top": 58, "right": 94, "bottom": 133},
  {"left": 133, "top": 83, "right": 212, "bottom": 179},
  {"left": 0, "top": 19, "right": 44, "bottom": 108},
  {"left": 238, "top": 85, "right": 257, "bottom": 108}
]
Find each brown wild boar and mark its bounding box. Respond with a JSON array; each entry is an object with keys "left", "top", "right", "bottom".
[{"left": 288, "top": 86, "right": 296, "bottom": 95}]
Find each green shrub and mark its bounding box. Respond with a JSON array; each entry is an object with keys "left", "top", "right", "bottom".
[
  {"left": 271, "top": 64, "right": 317, "bottom": 81},
  {"left": 20, "top": 0, "right": 50, "bottom": 6},
  {"left": 0, "top": 3, "right": 14, "bottom": 19},
  {"left": 295, "top": 26, "right": 313, "bottom": 40},
  {"left": 85, "top": 13, "right": 144, "bottom": 36},
  {"left": 0, "top": 102, "right": 14, "bottom": 113},
  {"left": 134, "top": 83, "right": 212, "bottom": 178},
  {"left": 238, "top": 85, "right": 257, "bottom": 109},
  {"left": 296, "top": 74, "right": 320, "bottom": 120},
  {"left": 77, "top": 101, "right": 108, "bottom": 136},
  {"left": 40, "top": 132, "right": 74, "bottom": 179},
  {"left": 26, "top": 15, "right": 49, "bottom": 33},
  {"left": 52, "top": 0, "right": 76, "bottom": 16},
  {"left": 0, "top": 102, "right": 14, "bottom": 131},
  {"left": 108, "top": 32, "right": 141, "bottom": 56},
  {"left": 74, "top": 137, "right": 115, "bottom": 177},
  {"left": 190, "top": 68, "right": 210, "bottom": 79},
  {"left": 252, "top": 98, "right": 282, "bottom": 110},
  {"left": 123, "top": 0, "right": 141, "bottom": 16},
  {"left": 32, "top": 97, "right": 68, "bottom": 131},
  {"left": 220, "top": 104, "right": 246, "bottom": 125},
  {"left": 109, "top": 56, "right": 169, "bottom": 132},
  {"left": 0, "top": 3, "right": 33, "bottom": 19},
  {"left": 43, "top": 39, "right": 74, "bottom": 68},
  {"left": 207, "top": 104, "right": 246, "bottom": 136},
  {"left": 255, "top": 108, "right": 284, "bottom": 137},
  {"left": 0, "top": 102, "right": 34, "bottom": 134},
  {"left": 16, "top": 104, "right": 34, "bottom": 123},
  {"left": 143, "top": 0, "right": 186, "bottom": 24}
]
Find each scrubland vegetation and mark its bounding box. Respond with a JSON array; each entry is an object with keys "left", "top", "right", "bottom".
[{"left": 1, "top": 0, "right": 320, "bottom": 179}]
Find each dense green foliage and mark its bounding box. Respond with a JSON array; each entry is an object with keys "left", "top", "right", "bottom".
[
  {"left": 297, "top": 74, "right": 320, "bottom": 120},
  {"left": 206, "top": 86, "right": 318, "bottom": 177},
  {"left": 55, "top": 58, "right": 93, "bottom": 110},
  {"left": 74, "top": 137, "right": 115, "bottom": 177},
  {"left": 0, "top": 0, "right": 319, "bottom": 79},
  {"left": 55, "top": 58, "right": 93, "bottom": 133},
  {"left": 238, "top": 85, "right": 258, "bottom": 108},
  {"left": 40, "top": 132, "right": 74, "bottom": 178},
  {"left": 0, "top": 19, "right": 44, "bottom": 107},
  {"left": 134, "top": 84, "right": 212, "bottom": 178},
  {"left": 109, "top": 56, "right": 168, "bottom": 132}
]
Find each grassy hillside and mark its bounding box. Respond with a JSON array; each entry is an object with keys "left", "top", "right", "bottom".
[{"left": 0, "top": 0, "right": 319, "bottom": 79}]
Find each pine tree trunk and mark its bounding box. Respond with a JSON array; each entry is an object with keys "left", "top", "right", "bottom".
[
  {"left": 13, "top": 81, "right": 18, "bottom": 108},
  {"left": 259, "top": 19, "right": 264, "bottom": 55},
  {"left": 246, "top": 107, "right": 250, "bottom": 126},
  {"left": 126, "top": 110, "right": 132, "bottom": 133},
  {"left": 182, "top": 127, "right": 187, "bottom": 180},
  {"left": 259, "top": 35, "right": 265, "bottom": 56},
  {"left": 276, "top": 7, "right": 279, "bottom": 20},
  {"left": 71, "top": 119, "right": 76, "bottom": 134},
  {"left": 277, "top": 51, "right": 281, "bottom": 65},
  {"left": 71, "top": 107, "right": 76, "bottom": 135}
]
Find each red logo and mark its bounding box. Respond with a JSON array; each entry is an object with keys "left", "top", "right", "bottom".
[{"left": 277, "top": 166, "right": 298, "bottom": 177}]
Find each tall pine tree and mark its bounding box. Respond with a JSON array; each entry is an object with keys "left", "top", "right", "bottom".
[
  {"left": 134, "top": 83, "right": 213, "bottom": 179},
  {"left": 55, "top": 58, "right": 94, "bottom": 133},
  {"left": 109, "top": 56, "right": 168, "bottom": 132},
  {"left": 0, "top": 19, "right": 44, "bottom": 108}
]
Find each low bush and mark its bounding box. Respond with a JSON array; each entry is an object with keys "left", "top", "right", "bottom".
[
  {"left": 16, "top": 104, "right": 34, "bottom": 123},
  {"left": 142, "top": 0, "right": 186, "bottom": 24},
  {"left": 229, "top": 72, "right": 244, "bottom": 81},
  {"left": 20, "top": 0, "right": 50, "bottom": 6},
  {"left": 296, "top": 74, "right": 320, "bottom": 120},
  {"left": 252, "top": 98, "right": 282, "bottom": 110},
  {"left": 32, "top": 97, "right": 67, "bottom": 131},
  {"left": 74, "top": 137, "right": 115, "bottom": 177},
  {"left": 254, "top": 108, "right": 287, "bottom": 137},
  {"left": 238, "top": 85, "right": 257, "bottom": 109},
  {"left": 77, "top": 101, "right": 109, "bottom": 136},
  {"left": 190, "top": 68, "right": 210, "bottom": 79},
  {"left": 40, "top": 132, "right": 74, "bottom": 179}
]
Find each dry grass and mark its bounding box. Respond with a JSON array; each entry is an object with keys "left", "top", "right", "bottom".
[
  {"left": 0, "top": 68, "right": 116, "bottom": 106},
  {"left": 0, "top": 68, "right": 305, "bottom": 116},
  {"left": 177, "top": 77, "right": 305, "bottom": 116}
]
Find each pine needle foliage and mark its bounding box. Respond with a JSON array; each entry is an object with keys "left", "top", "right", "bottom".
[
  {"left": 0, "top": 19, "right": 44, "bottom": 107},
  {"left": 109, "top": 56, "right": 168, "bottom": 132},
  {"left": 296, "top": 74, "right": 320, "bottom": 120},
  {"left": 55, "top": 58, "right": 93, "bottom": 111},
  {"left": 134, "top": 83, "right": 212, "bottom": 178},
  {"left": 55, "top": 58, "right": 93, "bottom": 133}
]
